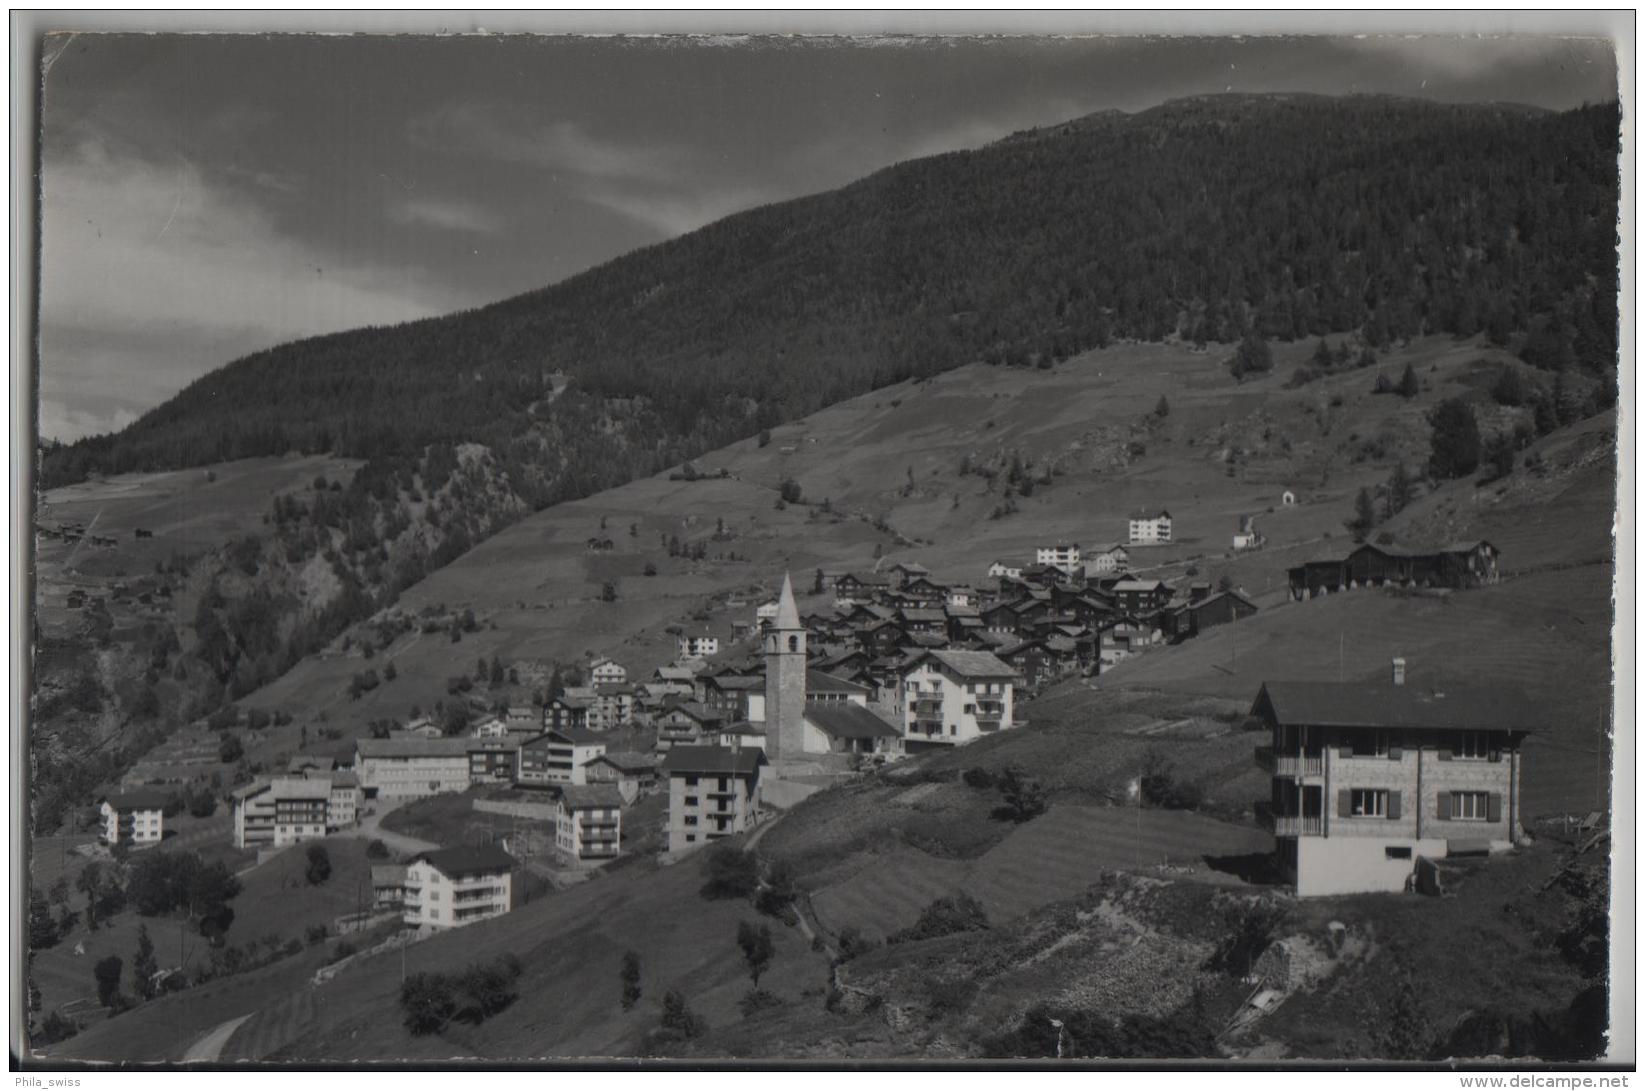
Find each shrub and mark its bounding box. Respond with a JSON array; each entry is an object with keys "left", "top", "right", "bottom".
[
  {"left": 892, "top": 893, "right": 989, "bottom": 944},
  {"left": 755, "top": 858, "right": 798, "bottom": 918},
  {"left": 305, "top": 845, "right": 332, "bottom": 885},
  {"left": 366, "top": 839, "right": 390, "bottom": 860},
  {"left": 700, "top": 846, "right": 759, "bottom": 900},
  {"left": 400, "top": 972, "right": 458, "bottom": 1036},
  {"left": 992, "top": 765, "right": 1048, "bottom": 823},
  {"left": 961, "top": 767, "right": 995, "bottom": 790},
  {"left": 620, "top": 950, "right": 642, "bottom": 1011},
  {"left": 660, "top": 989, "right": 706, "bottom": 1039},
  {"left": 836, "top": 926, "right": 879, "bottom": 962}
]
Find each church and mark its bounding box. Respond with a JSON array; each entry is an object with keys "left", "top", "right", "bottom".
[{"left": 762, "top": 573, "right": 902, "bottom": 764}]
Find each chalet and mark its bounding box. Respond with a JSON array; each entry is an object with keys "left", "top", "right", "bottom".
[
  {"left": 898, "top": 607, "right": 948, "bottom": 635},
  {"left": 555, "top": 784, "right": 624, "bottom": 863},
  {"left": 660, "top": 745, "right": 767, "bottom": 854},
  {"left": 899, "top": 578, "right": 950, "bottom": 609},
  {"left": 1035, "top": 543, "right": 1082, "bottom": 575},
  {"left": 797, "top": 702, "right": 902, "bottom": 756},
  {"left": 889, "top": 561, "right": 932, "bottom": 587},
  {"left": 1165, "top": 589, "right": 1260, "bottom": 641},
  {"left": 581, "top": 751, "right": 660, "bottom": 804},
  {"left": 654, "top": 702, "right": 727, "bottom": 750},
  {"left": 589, "top": 657, "right": 627, "bottom": 686},
  {"left": 1019, "top": 563, "right": 1066, "bottom": 588},
  {"left": 1085, "top": 543, "right": 1130, "bottom": 574},
  {"left": 945, "top": 607, "right": 986, "bottom": 644},
  {"left": 1128, "top": 509, "right": 1173, "bottom": 545},
  {"left": 1434, "top": 541, "right": 1502, "bottom": 588},
  {"left": 371, "top": 865, "right": 407, "bottom": 910},
  {"left": 589, "top": 683, "right": 636, "bottom": 731},
  {"left": 651, "top": 665, "right": 697, "bottom": 693},
  {"left": 355, "top": 737, "right": 470, "bottom": 800},
  {"left": 1252, "top": 663, "right": 1535, "bottom": 896},
  {"left": 517, "top": 728, "right": 606, "bottom": 786},
  {"left": 832, "top": 571, "right": 891, "bottom": 604},
  {"left": 855, "top": 618, "right": 909, "bottom": 657},
  {"left": 466, "top": 739, "right": 518, "bottom": 784},
  {"left": 470, "top": 717, "right": 511, "bottom": 740},
  {"left": 899, "top": 649, "right": 1019, "bottom": 750},
  {"left": 945, "top": 585, "right": 977, "bottom": 609},
  {"left": 986, "top": 559, "right": 1023, "bottom": 580},
  {"left": 546, "top": 693, "right": 594, "bottom": 734},
  {"left": 980, "top": 600, "right": 1025, "bottom": 634},
  {"left": 1100, "top": 621, "right": 1164, "bottom": 665},
  {"left": 1112, "top": 579, "right": 1172, "bottom": 617},
  {"left": 232, "top": 776, "right": 351, "bottom": 849},
  {"left": 700, "top": 673, "right": 766, "bottom": 723},
  {"left": 98, "top": 789, "right": 168, "bottom": 847},
  {"left": 997, "top": 638, "right": 1060, "bottom": 689},
  {"left": 1346, "top": 543, "right": 1415, "bottom": 587},
  {"left": 1288, "top": 556, "right": 1350, "bottom": 600},
  {"left": 404, "top": 845, "right": 514, "bottom": 931},
  {"left": 403, "top": 719, "right": 445, "bottom": 740}
]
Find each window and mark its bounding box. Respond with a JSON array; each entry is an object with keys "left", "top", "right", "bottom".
[
  {"left": 685, "top": 834, "right": 697, "bottom": 844},
  {"left": 1455, "top": 732, "right": 1492, "bottom": 760},
  {"left": 1350, "top": 789, "right": 1388, "bottom": 817},
  {"left": 1385, "top": 846, "right": 1412, "bottom": 860},
  {"left": 1349, "top": 730, "right": 1389, "bottom": 757},
  {"left": 685, "top": 776, "right": 698, "bottom": 787},
  {"left": 684, "top": 816, "right": 697, "bottom": 827},
  {"left": 685, "top": 796, "right": 698, "bottom": 807},
  {"left": 1452, "top": 791, "right": 1490, "bottom": 820}
]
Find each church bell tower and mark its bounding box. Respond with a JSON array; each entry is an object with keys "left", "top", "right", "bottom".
[{"left": 764, "top": 572, "right": 807, "bottom": 761}]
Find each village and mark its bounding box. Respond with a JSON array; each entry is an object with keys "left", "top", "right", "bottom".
[{"left": 69, "top": 498, "right": 1529, "bottom": 968}]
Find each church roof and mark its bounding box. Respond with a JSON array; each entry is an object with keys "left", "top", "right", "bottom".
[{"left": 775, "top": 572, "right": 801, "bottom": 629}]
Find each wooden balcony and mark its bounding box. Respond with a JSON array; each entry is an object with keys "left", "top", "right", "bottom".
[
  {"left": 1255, "top": 747, "right": 1323, "bottom": 777},
  {"left": 1258, "top": 807, "right": 1323, "bottom": 837}
]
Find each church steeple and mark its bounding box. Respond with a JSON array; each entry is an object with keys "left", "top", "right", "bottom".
[
  {"left": 765, "top": 571, "right": 807, "bottom": 761},
  {"left": 775, "top": 572, "right": 800, "bottom": 630}
]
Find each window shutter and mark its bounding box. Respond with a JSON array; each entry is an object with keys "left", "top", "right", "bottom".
[
  {"left": 1437, "top": 792, "right": 1452, "bottom": 820},
  {"left": 1489, "top": 744, "right": 1502, "bottom": 763},
  {"left": 1387, "top": 791, "right": 1402, "bottom": 820},
  {"left": 1487, "top": 793, "right": 1503, "bottom": 823},
  {"left": 1437, "top": 746, "right": 1453, "bottom": 762},
  {"left": 1337, "top": 789, "right": 1351, "bottom": 818},
  {"left": 1388, "top": 745, "right": 1403, "bottom": 761},
  {"left": 1338, "top": 745, "right": 1353, "bottom": 760}
]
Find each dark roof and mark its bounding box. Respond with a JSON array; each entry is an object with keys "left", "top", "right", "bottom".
[
  {"left": 663, "top": 702, "right": 725, "bottom": 725},
  {"left": 558, "top": 784, "right": 626, "bottom": 809},
  {"left": 802, "top": 702, "right": 901, "bottom": 740},
  {"left": 1176, "top": 589, "right": 1259, "bottom": 615},
  {"left": 584, "top": 750, "right": 658, "bottom": 772},
  {"left": 911, "top": 649, "right": 1018, "bottom": 679},
  {"left": 1252, "top": 681, "right": 1539, "bottom": 734},
  {"left": 357, "top": 737, "right": 470, "bottom": 759},
  {"left": 102, "top": 788, "right": 171, "bottom": 811},
  {"left": 524, "top": 727, "right": 605, "bottom": 747},
  {"left": 659, "top": 745, "right": 767, "bottom": 777},
  {"left": 1129, "top": 509, "right": 1171, "bottom": 520},
  {"left": 414, "top": 844, "right": 516, "bottom": 877}
]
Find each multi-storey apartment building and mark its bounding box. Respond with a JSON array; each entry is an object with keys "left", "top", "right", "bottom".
[
  {"left": 660, "top": 745, "right": 766, "bottom": 854},
  {"left": 231, "top": 777, "right": 331, "bottom": 849},
  {"left": 1035, "top": 543, "right": 1083, "bottom": 576},
  {"left": 403, "top": 845, "right": 515, "bottom": 931},
  {"left": 898, "top": 649, "right": 1018, "bottom": 750},
  {"left": 98, "top": 789, "right": 168, "bottom": 847},
  {"left": 1252, "top": 662, "right": 1536, "bottom": 896},
  {"left": 517, "top": 728, "right": 606, "bottom": 786},
  {"left": 677, "top": 635, "right": 720, "bottom": 659},
  {"left": 555, "top": 784, "right": 625, "bottom": 862},
  {"left": 354, "top": 736, "right": 471, "bottom": 801},
  {"left": 589, "top": 657, "right": 628, "bottom": 686},
  {"left": 1127, "top": 509, "right": 1173, "bottom": 545}
]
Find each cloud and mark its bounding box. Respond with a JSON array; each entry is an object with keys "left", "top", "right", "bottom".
[
  {"left": 584, "top": 184, "right": 785, "bottom": 238},
  {"left": 38, "top": 400, "right": 139, "bottom": 445},
  {"left": 1338, "top": 35, "right": 1616, "bottom": 86},
  {"left": 39, "top": 138, "right": 461, "bottom": 440},
  {"left": 389, "top": 196, "right": 502, "bottom": 234},
  {"left": 409, "top": 105, "right": 692, "bottom": 185}
]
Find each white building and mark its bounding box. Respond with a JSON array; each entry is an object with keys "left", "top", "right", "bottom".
[
  {"left": 660, "top": 745, "right": 766, "bottom": 854},
  {"left": 589, "top": 657, "right": 627, "bottom": 686},
  {"left": 899, "top": 649, "right": 1019, "bottom": 750},
  {"left": 1035, "top": 543, "right": 1083, "bottom": 575},
  {"left": 986, "top": 560, "right": 1023, "bottom": 580},
  {"left": 1128, "top": 509, "right": 1173, "bottom": 545},
  {"left": 677, "top": 635, "right": 720, "bottom": 658},
  {"left": 99, "top": 789, "right": 168, "bottom": 847},
  {"left": 231, "top": 773, "right": 363, "bottom": 849},
  {"left": 518, "top": 728, "right": 607, "bottom": 786},
  {"left": 403, "top": 845, "right": 514, "bottom": 931},
  {"left": 555, "top": 784, "right": 625, "bottom": 862},
  {"left": 355, "top": 737, "right": 471, "bottom": 801}
]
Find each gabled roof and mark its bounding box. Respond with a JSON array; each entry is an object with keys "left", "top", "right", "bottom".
[
  {"left": 1113, "top": 579, "right": 1170, "bottom": 592},
  {"left": 805, "top": 668, "right": 869, "bottom": 695},
  {"left": 899, "top": 608, "right": 948, "bottom": 623},
  {"left": 660, "top": 702, "right": 725, "bottom": 726},
  {"left": 356, "top": 737, "right": 470, "bottom": 759},
  {"left": 287, "top": 754, "right": 336, "bottom": 773},
  {"left": 1349, "top": 542, "right": 1416, "bottom": 559},
  {"left": 1129, "top": 509, "right": 1172, "bottom": 520},
  {"left": 659, "top": 745, "right": 767, "bottom": 777},
  {"left": 908, "top": 648, "right": 1018, "bottom": 680},
  {"left": 558, "top": 784, "right": 626, "bottom": 810},
  {"left": 584, "top": 750, "right": 659, "bottom": 772},
  {"left": 1175, "top": 589, "right": 1259, "bottom": 615},
  {"left": 1439, "top": 539, "right": 1499, "bottom": 554},
  {"left": 1251, "top": 681, "right": 1539, "bottom": 734},
  {"left": 524, "top": 727, "right": 606, "bottom": 747},
  {"left": 803, "top": 701, "right": 901, "bottom": 740},
  {"left": 414, "top": 844, "right": 516, "bottom": 878}
]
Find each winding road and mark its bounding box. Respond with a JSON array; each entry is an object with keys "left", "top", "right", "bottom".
[{"left": 180, "top": 1012, "right": 254, "bottom": 1063}]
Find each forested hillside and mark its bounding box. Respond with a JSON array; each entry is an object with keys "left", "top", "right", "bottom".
[{"left": 43, "top": 94, "right": 1618, "bottom": 494}]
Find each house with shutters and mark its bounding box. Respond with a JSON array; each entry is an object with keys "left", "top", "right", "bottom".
[
  {"left": 654, "top": 702, "right": 728, "bottom": 751},
  {"left": 517, "top": 728, "right": 606, "bottom": 786},
  {"left": 898, "top": 649, "right": 1019, "bottom": 751},
  {"left": 1165, "top": 589, "right": 1260, "bottom": 641},
  {"left": 403, "top": 845, "right": 514, "bottom": 931},
  {"left": 98, "top": 789, "right": 169, "bottom": 847},
  {"left": 1112, "top": 578, "right": 1172, "bottom": 617},
  {"left": 581, "top": 751, "right": 660, "bottom": 804},
  {"left": 1085, "top": 543, "right": 1130, "bottom": 575},
  {"left": 1035, "top": 543, "right": 1083, "bottom": 576},
  {"left": 588, "top": 657, "right": 627, "bottom": 686},
  {"left": 555, "top": 784, "right": 625, "bottom": 863},
  {"left": 660, "top": 745, "right": 767, "bottom": 854},
  {"left": 1251, "top": 660, "right": 1535, "bottom": 897}
]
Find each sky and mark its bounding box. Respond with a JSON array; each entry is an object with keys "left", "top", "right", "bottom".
[{"left": 35, "top": 31, "right": 1620, "bottom": 443}]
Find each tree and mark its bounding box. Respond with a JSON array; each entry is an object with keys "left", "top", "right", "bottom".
[
  {"left": 735, "top": 923, "right": 774, "bottom": 994},
  {"left": 1492, "top": 365, "right": 1527, "bottom": 406},
  {"left": 1154, "top": 395, "right": 1170, "bottom": 418},
  {"left": 1428, "top": 398, "right": 1482, "bottom": 479},
  {"left": 620, "top": 949, "right": 642, "bottom": 1011},
  {"left": 132, "top": 924, "right": 158, "bottom": 1001},
  {"left": 755, "top": 858, "right": 798, "bottom": 918},
  {"left": 1386, "top": 462, "right": 1415, "bottom": 518},
  {"left": 643, "top": 562, "right": 657, "bottom": 577},
  {"left": 76, "top": 862, "right": 108, "bottom": 931},
  {"left": 992, "top": 766, "right": 1048, "bottom": 823},
  {"left": 490, "top": 658, "right": 506, "bottom": 686},
  {"left": 660, "top": 989, "right": 705, "bottom": 1039},
  {"left": 1348, "top": 487, "right": 1378, "bottom": 541},
  {"left": 757, "top": 428, "right": 771, "bottom": 448},
  {"left": 28, "top": 889, "right": 59, "bottom": 950},
  {"left": 701, "top": 846, "right": 761, "bottom": 900},
  {"left": 93, "top": 955, "right": 123, "bottom": 1009},
  {"left": 1228, "top": 331, "right": 1273, "bottom": 380},
  {"left": 218, "top": 733, "right": 243, "bottom": 764},
  {"left": 384, "top": 660, "right": 397, "bottom": 681},
  {"left": 400, "top": 972, "right": 458, "bottom": 1035},
  {"left": 458, "top": 955, "right": 522, "bottom": 1021},
  {"left": 600, "top": 582, "right": 618, "bottom": 603},
  {"left": 305, "top": 844, "right": 332, "bottom": 885},
  {"left": 1311, "top": 338, "right": 1334, "bottom": 369},
  {"left": 779, "top": 478, "right": 803, "bottom": 504},
  {"left": 893, "top": 893, "right": 990, "bottom": 943},
  {"left": 812, "top": 568, "right": 825, "bottom": 594},
  {"left": 1397, "top": 363, "right": 1420, "bottom": 398}
]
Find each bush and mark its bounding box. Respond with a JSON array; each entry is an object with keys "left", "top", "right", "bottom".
[
  {"left": 700, "top": 846, "right": 760, "bottom": 900},
  {"left": 305, "top": 924, "right": 329, "bottom": 946},
  {"left": 892, "top": 893, "right": 990, "bottom": 944},
  {"left": 217, "top": 733, "right": 243, "bottom": 764},
  {"left": 1140, "top": 751, "right": 1204, "bottom": 810},
  {"left": 1429, "top": 397, "right": 1482, "bottom": 479},
  {"left": 992, "top": 766, "right": 1048, "bottom": 823},
  {"left": 755, "top": 858, "right": 798, "bottom": 918},
  {"left": 962, "top": 767, "right": 995, "bottom": 790},
  {"left": 366, "top": 839, "right": 390, "bottom": 860},
  {"left": 836, "top": 926, "right": 879, "bottom": 962},
  {"left": 305, "top": 845, "right": 332, "bottom": 885},
  {"left": 738, "top": 988, "right": 782, "bottom": 1018},
  {"left": 400, "top": 972, "right": 458, "bottom": 1035},
  {"left": 660, "top": 989, "right": 705, "bottom": 1039}
]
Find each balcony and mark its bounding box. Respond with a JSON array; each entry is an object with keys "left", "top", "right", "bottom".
[
  {"left": 912, "top": 697, "right": 943, "bottom": 712},
  {"left": 1255, "top": 747, "right": 1324, "bottom": 777},
  {"left": 1259, "top": 807, "right": 1323, "bottom": 837},
  {"left": 975, "top": 717, "right": 1002, "bottom": 733},
  {"left": 911, "top": 718, "right": 944, "bottom": 736},
  {"left": 453, "top": 887, "right": 504, "bottom": 903}
]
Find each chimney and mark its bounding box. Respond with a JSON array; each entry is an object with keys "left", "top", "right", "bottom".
[{"left": 1391, "top": 657, "right": 1406, "bottom": 686}]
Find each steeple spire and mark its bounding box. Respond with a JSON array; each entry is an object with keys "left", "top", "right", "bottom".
[{"left": 776, "top": 571, "right": 801, "bottom": 629}]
